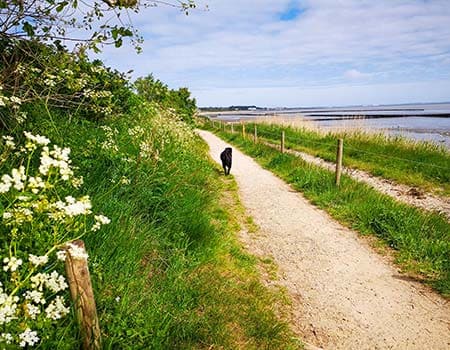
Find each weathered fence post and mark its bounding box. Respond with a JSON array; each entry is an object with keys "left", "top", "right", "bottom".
[
  {"left": 231, "top": 123, "right": 234, "bottom": 134},
  {"left": 281, "top": 130, "right": 285, "bottom": 153},
  {"left": 335, "top": 138, "right": 344, "bottom": 186},
  {"left": 65, "top": 240, "right": 101, "bottom": 350},
  {"left": 254, "top": 125, "right": 258, "bottom": 143},
  {"left": 242, "top": 123, "right": 246, "bottom": 138}
]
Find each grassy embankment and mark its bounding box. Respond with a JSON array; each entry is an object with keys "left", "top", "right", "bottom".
[
  {"left": 230, "top": 121, "right": 450, "bottom": 196},
  {"left": 203, "top": 122, "right": 450, "bottom": 297},
  {"left": 1, "top": 103, "right": 300, "bottom": 349}
]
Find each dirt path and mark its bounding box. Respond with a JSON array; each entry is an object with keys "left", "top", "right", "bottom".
[
  {"left": 197, "top": 130, "right": 450, "bottom": 350},
  {"left": 261, "top": 140, "right": 450, "bottom": 220}
]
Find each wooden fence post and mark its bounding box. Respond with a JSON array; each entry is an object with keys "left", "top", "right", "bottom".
[
  {"left": 242, "top": 123, "right": 246, "bottom": 138},
  {"left": 65, "top": 240, "right": 101, "bottom": 350},
  {"left": 254, "top": 125, "right": 257, "bottom": 143},
  {"left": 335, "top": 138, "right": 344, "bottom": 186},
  {"left": 281, "top": 130, "right": 285, "bottom": 153},
  {"left": 231, "top": 123, "right": 234, "bottom": 134}
]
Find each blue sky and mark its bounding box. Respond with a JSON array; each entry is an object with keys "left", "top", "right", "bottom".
[{"left": 97, "top": 0, "right": 450, "bottom": 107}]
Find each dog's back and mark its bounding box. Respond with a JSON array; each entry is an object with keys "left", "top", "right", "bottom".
[{"left": 220, "top": 147, "right": 232, "bottom": 174}]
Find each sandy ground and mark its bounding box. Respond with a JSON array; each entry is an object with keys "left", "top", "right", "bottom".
[
  {"left": 260, "top": 140, "right": 450, "bottom": 220},
  {"left": 197, "top": 130, "right": 450, "bottom": 350}
]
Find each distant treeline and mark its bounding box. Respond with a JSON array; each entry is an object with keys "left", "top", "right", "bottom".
[{"left": 200, "top": 105, "right": 267, "bottom": 112}]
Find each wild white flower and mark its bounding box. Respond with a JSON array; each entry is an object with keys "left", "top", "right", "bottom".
[
  {"left": 120, "top": 177, "right": 130, "bottom": 185},
  {"left": 71, "top": 176, "right": 84, "bottom": 188},
  {"left": 18, "top": 328, "right": 39, "bottom": 347},
  {"left": 31, "top": 271, "right": 68, "bottom": 292},
  {"left": 30, "top": 273, "right": 46, "bottom": 291},
  {"left": 28, "top": 254, "right": 48, "bottom": 267},
  {"left": 66, "top": 242, "right": 89, "bottom": 260},
  {"left": 24, "top": 131, "right": 50, "bottom": 146},
  {"left": 44, "top": 78, "right": 56, "bottom": 87},
  {"left": 26, "top": 303, "right": 41, "bottom": 319},
  {"left": 128, "top": 126, "right": 144, "bottom": 137},
  {"left": 11, "top": 166, "right": 26, "bottom": 190},
  {"left": 2, "top": 135, "right": 15, "bottom": 148},
  {"left": 56, "top": 250, "right": 67, "bottom": 262},
  {"left": 115, "top": 296, "right": 120, "bottom": 303},
  {"left": 15, "top": 111, "right": 27, "bottom": 124},
  {"left": 39, "top": 145, "right": 73, "bottom": 179},
  {"left": 9, "top": 96, "right": 22, "bottom": 105},
  {"left": 24, "top": 290, "right": 45, "bottom": 305},
  {"left": 0, "top": 295, "right": 19, "bottom": 324},
  {"left": 45, "top": 296, "right": 69, "bottom": 320},
  {"left": 27, "top": 176, "right": 45, "bottom": 194},
  {"left": 3, "top": 257, "right": 23, "bottom": 272},
  {"left": 0, "top": 332, "right": 13, "bottom": 344},
  {"left": 63, "top": 196, "right": 92, "bottom": 216},
  {"left": 0, "top": 174, "right": 12, "bottom": 193},
  {"left": 91, "top": 214, "right": 111, "bottom": 231},
  {"left": 2, "top": 211, "right": 12, "bottom": 220}
]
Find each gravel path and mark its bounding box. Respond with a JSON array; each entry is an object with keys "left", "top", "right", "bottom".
[
  {"left": 260, "top": 140, "right": 450, "bottom": 220},
  {"left": 198, "top": 130, "right": 450, "bottom": 350}
]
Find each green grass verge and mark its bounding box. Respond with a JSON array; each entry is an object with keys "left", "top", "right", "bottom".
[
  {"left": 228, "top": 122, "right": 450, "bottom": 195},
  {"left": 204, "top": 126, "right": 450, "bottom": 297},
  {"left": 5, "top": 103, "right": 301, "bottom": 349}
]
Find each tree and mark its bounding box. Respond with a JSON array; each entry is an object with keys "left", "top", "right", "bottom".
[
  {"left": 134, "top": 74, "right": 196, "bottom": 124},
  {"left": 0, "top": 0, "right": 196, "bottom": 52}
]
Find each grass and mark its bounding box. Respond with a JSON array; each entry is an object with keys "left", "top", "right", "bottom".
[
  {"left": 204, "top": 124, "right": 450, "bottom": 297},
  {"left": 5, "top": 102, "right": 301, "bottom": 349},
  {"left": 223, "top": 121, "right": 450, "bottom": 195}
]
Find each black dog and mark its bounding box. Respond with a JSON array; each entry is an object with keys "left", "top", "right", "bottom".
[{"left": 220, "top": 147, "right": 232, "bottom": 175}]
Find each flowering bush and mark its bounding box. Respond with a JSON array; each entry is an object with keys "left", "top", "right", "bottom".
[
  {"left": 0, "top": 38, "right": 134, "bottom": 130},
  {"left": 0, "top": 132, "right": 110, "bottom": 348}
]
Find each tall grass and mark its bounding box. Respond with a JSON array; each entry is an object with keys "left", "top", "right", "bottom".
[
  {"left": 232, "top": 121, "right": 450, "bottom": 195},
  {"left": 5, "top": 102, "right": 300, "bottom": 348},
  {"left": 205, "top": 125, "right": 450, "bottom": 297}
]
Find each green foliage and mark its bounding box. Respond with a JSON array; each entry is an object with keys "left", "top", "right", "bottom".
[
  {"left": 0, "top": 38, "right": 134, "bottom": 128},
  {"left": 250, "top": 122, "right": 450, "bottom": 195},
  {"left": 135, "top": 75, "right": 197, "bottom": 125},
  {"left": 208, "top": 125, "right": 450, "bottom": 296},
  {"left": 0, "top": 100, "right": 299, "bottom": 348},
  {"left": 0, "top": 1, "right": 197, "bottom": 52}
]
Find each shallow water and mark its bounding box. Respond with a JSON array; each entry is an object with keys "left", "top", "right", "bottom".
[{"left": 211, "top": 103, "right": 450, "bottom": 149}]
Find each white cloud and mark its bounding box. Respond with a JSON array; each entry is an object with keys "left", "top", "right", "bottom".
[
  {"left": 344, "top": 69, "right": 372, "bottom": 80},
  {"left": 94, "top": 0, "right": 450, "bottom": 106}
]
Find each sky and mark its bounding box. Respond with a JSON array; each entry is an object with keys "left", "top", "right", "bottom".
[{"left": 96, "top": 0, "right": 450, "bottom": 108}]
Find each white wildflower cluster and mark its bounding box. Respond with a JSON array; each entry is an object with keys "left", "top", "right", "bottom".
[
  {"left": 24, "top": 131, "right": 50, "bottom": 151},
  {"left": 52, "top": 195, "right": 92, "bottom": 219},
  {"left": 0, "top": 92, "right": 22, "bottom": 109},
  {"left": 0, "top": 132, "right": 111, "bottom": 347},
  {"left": 18, "top": 328, "right": 39, "bottom": 347},
  {"left": 91, "top": 214, "right": 111, "bottom": 232},
  {"left": 3, "top": 257, "right": 23, "bottom": 272},
  {"left": 100, "top": 126, "right": 119, "bottom": 152},
  {"left": 28, "top": 255, "right": 48, "bottom": 267},
  {"left": 139, "top": 140, "right": 154, "bottom": 160},
  {"left": 0, "top": 166, "right": 26, "bottom": 193},
  {"left": 82, "top": 89, "right": 112, "bottom": 99},
  {"left": 39, "top": 144, "right": 73, "bottom": 180},
  {"left": 128, "top": 126, "right": 144, "bottom": 137},
  {"left": 2, "top": 135, "right": 15, "bottom": 149},
  {"left": 45, "top": 296, "right": 69, "bottom": 320},
  {"left": 0, "top": 257, "right": 69, "bottom": 347},
  {"left": 120, "top": 176, "right": 130, "bottom": 185},
  {"left": 65, "top": 243, "right": 89, "bottom": 260}
]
